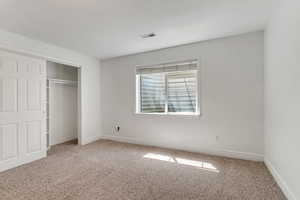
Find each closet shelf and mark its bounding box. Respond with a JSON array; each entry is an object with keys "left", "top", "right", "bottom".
[{"left": 48, "top": 78, "right": 78, "bottom": 86}]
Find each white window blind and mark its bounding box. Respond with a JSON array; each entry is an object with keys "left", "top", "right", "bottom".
[
  {"left": 136, "top": 60, "right": 199, "bottom": 115},
  {"left": 140, "top": 73, "right": 165, "bottom": 113},
  {"left": 167, "top": 71, "right": 197, "bottom": 113},
  {"left": 136, "top": 60, "right": 198, "bottom": 75}
]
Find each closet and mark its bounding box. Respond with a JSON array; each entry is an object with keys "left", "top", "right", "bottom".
[{"left": 46, "top": 61, "right": 78, "bottom": 149}]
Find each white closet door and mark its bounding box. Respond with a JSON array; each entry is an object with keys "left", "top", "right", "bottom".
[{"left": 0, "top": 50, "right": 47, "bottom": 172}]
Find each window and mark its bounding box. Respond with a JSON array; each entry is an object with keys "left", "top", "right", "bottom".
[{"left": 136, "top": 60, "right": 199, "bottom": 115}]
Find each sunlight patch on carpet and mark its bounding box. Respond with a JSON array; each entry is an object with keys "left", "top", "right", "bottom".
[{"left": 143, "top": 153, "right": 219, "bottom": 173}]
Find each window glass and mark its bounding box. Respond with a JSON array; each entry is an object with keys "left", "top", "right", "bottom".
[
  {"left": 140, "top": 73, "right": 165, "bottom": 113},
  {"left": 167, "top": 71, "right": 197, "bottom": 113},
  {"left": 136, "top": 60, "right": 199, "bottom": 115}
]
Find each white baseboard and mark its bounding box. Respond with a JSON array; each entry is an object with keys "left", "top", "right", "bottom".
[
  {"left": 100, "top": 134, "right": 264, "bottom": 161},
  {"left": 82, "top": 134, "right": 102, "bottom": 145},
  {"left": 51, "top": 136, "right": 77, "bottom": 146},
  {"left": 265, "top": 159, "right": 297, "bottom": 200}
]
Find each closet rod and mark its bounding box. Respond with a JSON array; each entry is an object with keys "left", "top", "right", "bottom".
[{"left": 48, "top": 78, "right": 78, "bottom": 86}]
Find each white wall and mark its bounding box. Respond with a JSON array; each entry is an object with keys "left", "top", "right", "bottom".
[
  {"left": 49, "top": 83, "right": 78, "bottom": 145},
  {"left": 47, "top": 61, "right": 78, "bottom": 81},
  {"left": 0, "top": 29, "right": 101, "bottom": 145},
  {"left": 100, "top": 32, "right": 264, "bottom": 161},
  {"left": 265, "top": 0, "right": 300, "bottom": 199}
]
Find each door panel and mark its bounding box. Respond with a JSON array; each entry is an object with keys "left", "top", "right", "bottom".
[
  {"left": 27, "top": 62, "right": 42, "bottom": 74},
  {"left": 0, "top": 123, "right": 18, "bottom": 161},
  {"left": 0, "top": 78, "right": 18, "bottom": 112},
  {"left": 0, "top": 57, "right": 18, "bottom": 73},
  {"left": 26, "top": 121, "right": 41, "bottom": 153},
  {"left": 26, "top": 80, "right": 41, "bottom": 111},
  {"left": 0, "top": 50, "right": 46, "bottom": 172}
]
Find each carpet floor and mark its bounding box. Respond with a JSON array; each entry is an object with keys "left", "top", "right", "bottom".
[{"left": 0, "top": 140, "right": 286, "bottom": 200}]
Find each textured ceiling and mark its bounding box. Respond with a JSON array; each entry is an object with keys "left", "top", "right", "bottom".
[{"left": 0, "top": 0, "right": 272, "bottom": 59}]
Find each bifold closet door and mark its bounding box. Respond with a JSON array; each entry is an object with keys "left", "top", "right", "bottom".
[{"left": 0, "top": 50, "right": 47, "bottom": 172}]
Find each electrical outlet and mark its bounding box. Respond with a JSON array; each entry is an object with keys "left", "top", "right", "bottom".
[{"left": 115, "top": 126, "right": 120, "bottom": 133}]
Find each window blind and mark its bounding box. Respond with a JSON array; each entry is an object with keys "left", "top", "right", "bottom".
[
  {"left": 136, "top": 60, "right": 197, "bottom": 75},
  {"left": 137, "top": 60, "right": 199, "bottom": 114},
  {"left": 140, "top": 73, "right": 165, "bottom": 113},
  {"left": 167, "top": 71, "right": 197, "bottom": 113}
]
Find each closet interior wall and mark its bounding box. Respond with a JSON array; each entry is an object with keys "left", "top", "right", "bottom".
[{"left": 46, "top": 61, "right": 78, "bottom": 148}]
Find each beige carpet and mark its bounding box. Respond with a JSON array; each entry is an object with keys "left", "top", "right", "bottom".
[{"left": 0, "top": 140, "right": 286, "bottom": 200}]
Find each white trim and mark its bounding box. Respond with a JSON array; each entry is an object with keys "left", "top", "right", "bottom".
[
  {"left": 100, "top": 134, "right": 264, "bottom": 161},
  {"left": 77, "top": 68, "right": 82, "bottom": 145},
  {"left": 265, "top": 159, "right": 297, "bottom": 200},
  {"left": 135, "top": 75, "right": 141, "bottom": 113},
  {"left": 134, "top": 112, "right": 201, "bottom": 118},
  {"left": 164, "top": 72, "right": 168, "bottom": 113},
  {"left": 81, "top": 135, "right": 102, "bottom": 145}
]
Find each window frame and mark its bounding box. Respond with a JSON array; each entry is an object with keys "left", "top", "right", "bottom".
[{"left": 135, "top": 59, "right": 201, "bottom": 116}]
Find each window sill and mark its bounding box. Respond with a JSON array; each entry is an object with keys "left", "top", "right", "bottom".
[{"left": 134, "top": 112, "right": 201, "bottom": 118}]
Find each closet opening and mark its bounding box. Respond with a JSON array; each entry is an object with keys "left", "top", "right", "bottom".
[{"left": 46, "top": 61, "right": 80, "bottom": 152}]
